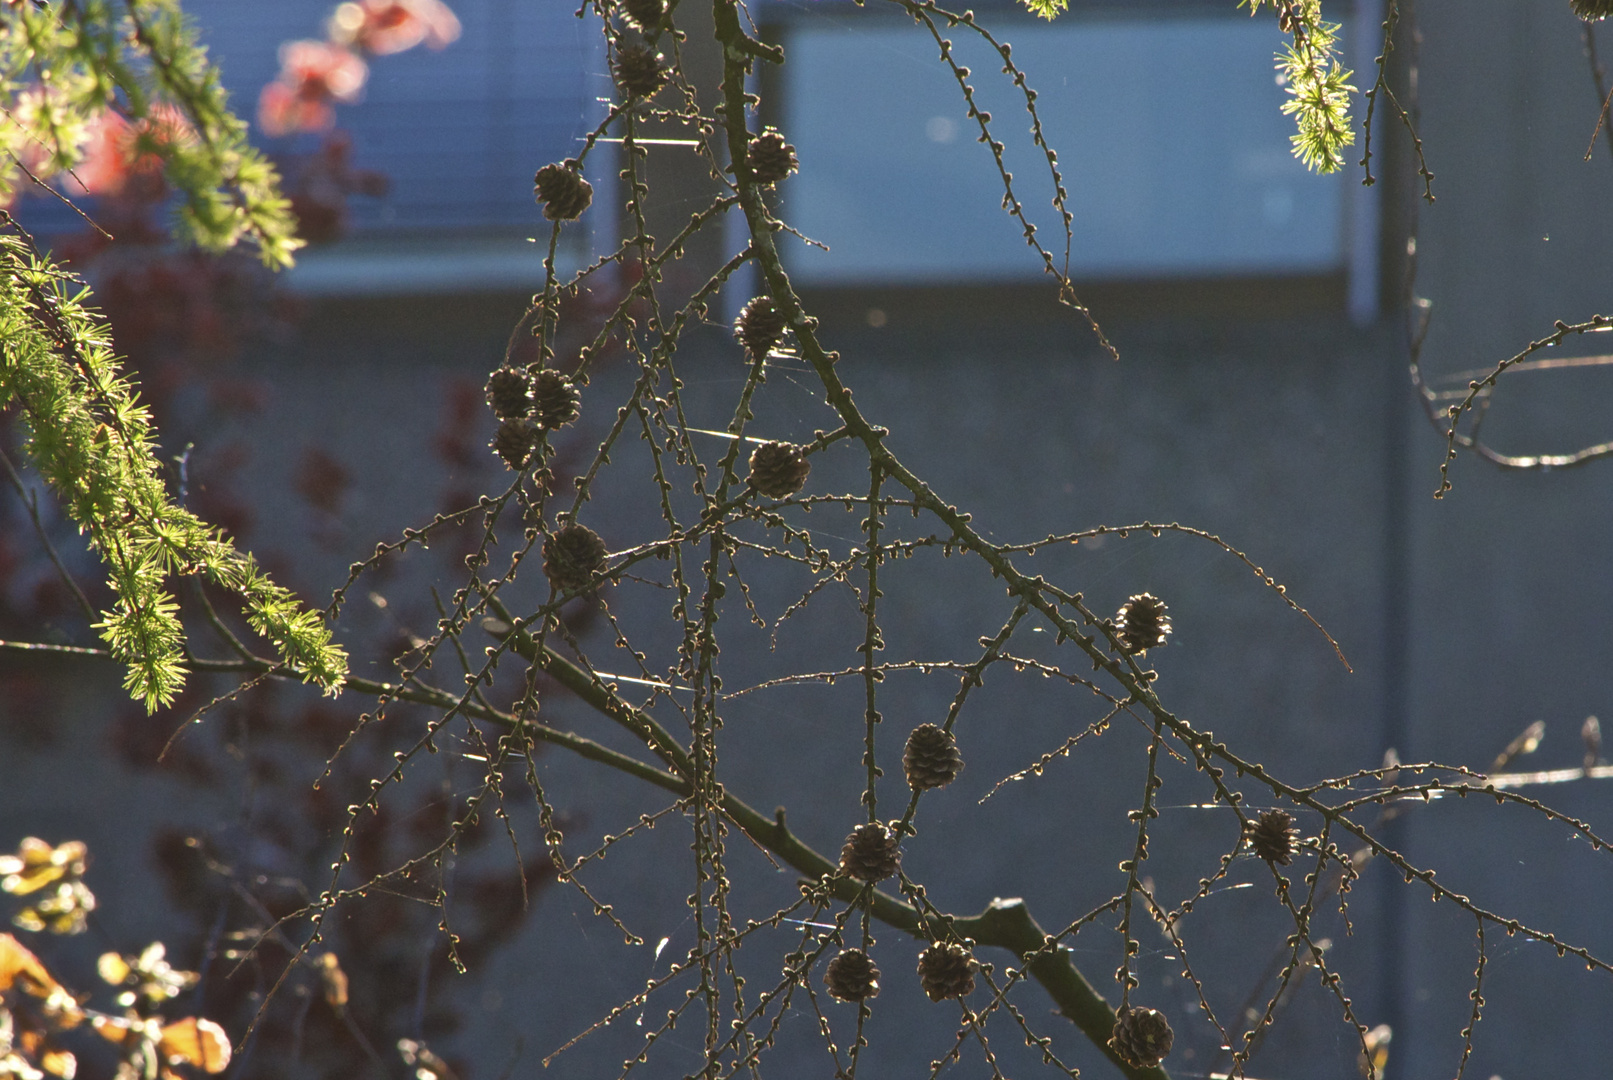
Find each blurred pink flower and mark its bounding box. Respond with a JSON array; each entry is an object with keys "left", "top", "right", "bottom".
[
  {"left": 63, "top": 110, "right": 134, "bottom": 195},
  {"left": 64, "top": 105, "right": 195, "bottom": 196},
  {"left": 329, "top": 0, "right": 461, "bottom": 56},
  {"left": 257, "top": 40, "right": 368, "bottom": 137}
]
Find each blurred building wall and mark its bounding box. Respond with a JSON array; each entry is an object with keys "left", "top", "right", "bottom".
[{"left": 5, "top": 2, "right": 1613, "bottom": 1078}]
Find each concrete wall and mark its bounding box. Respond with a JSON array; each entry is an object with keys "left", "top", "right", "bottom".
[
  {"left": 1398, "top": 2, "right": 1613, "bottom": 1076},
  {"left": 226, "top": 298, "right": 1408, "bottom": 1080},
  {"left": 6, "top": 2, "right": 1613, "bottom": 1078}
]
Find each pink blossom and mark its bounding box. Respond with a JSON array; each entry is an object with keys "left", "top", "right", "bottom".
[
  {"left": 329, "top": 0, "right": 461, "bottom": 56},
  {"left": 63, "top": 105, "right": 195, "bottom": 196},
  {"left": 257, "top": 40, "right": 368, "bottom": 137}
]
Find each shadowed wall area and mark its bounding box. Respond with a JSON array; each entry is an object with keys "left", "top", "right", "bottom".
[{"left": 3, "top": 2, "right": 1613, "bottom": 1080}]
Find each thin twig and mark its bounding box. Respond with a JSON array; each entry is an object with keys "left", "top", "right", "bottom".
[{"left": 0, "top": 444, "right": 97, "bottom": 622}]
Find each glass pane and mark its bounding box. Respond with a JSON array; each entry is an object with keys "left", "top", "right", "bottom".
[{"left": 781, "top": 11, "right": 1346, "bottom": 282}]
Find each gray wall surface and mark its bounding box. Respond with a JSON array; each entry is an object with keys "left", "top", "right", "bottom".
[
  {"left": 1396, "top": 2, "right": 1613, "bottom": 1077},
  {"left": 156, "top": 301, "right": 1413, "bottom": 1080},
  {"left": 5, "top": 2, "right": 1613, "bottom": 1079}
]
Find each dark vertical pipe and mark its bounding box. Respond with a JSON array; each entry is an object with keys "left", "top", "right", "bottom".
[{"left": 1378, "top": 322, "right": 1410, "bottom": 1078}]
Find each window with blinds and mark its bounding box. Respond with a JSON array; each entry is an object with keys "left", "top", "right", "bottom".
[
  {"left": 768, "top": 0, "right": 1378, "bottom": 321},
  {"left": 15, "top": 1, "right": 609, "bottom": 294}
]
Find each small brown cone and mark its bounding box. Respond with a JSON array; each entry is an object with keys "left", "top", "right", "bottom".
[
  {"left": 491, "top": 419, "right": 539, "bottom": 469},
  {"left": 903, "top": 724, "right": 963, "bottom": 791},
  {"left": 747, "top": 128, "right": 798, "bottom": 185},
  {"left": 613, "top": 44, "right": 667, "bottom": 100},
  {"left": 746, "top": 442, "right": 810, "bottom": 499},
  {"left": 824, "top": 949, "right": 880, "bottom": 1003},
  {"left": 534, "top": 161, "right": 593, "bottom": 221},
  {"left": 734, "top": 295, "right": 787, "bottom": 360},
  {"left": 532, "top": 369, "right": 581, "bottom": 430},
  {"left": 838, "top": 822, "right": 899, "bottom": 884},
  {"left": 485, "top": 368, "right": 532, "bottom": 420},
  {"left": 1247, "top": 809, "right": 1297, "bottom": 865},
  {"left": 916, "top": 943, "right": 975, "bottom": 1002},
  {"left": 543, "top": 523, "right": 608, "bottom": 592},
  {"left": 1573, "top": 0, "right": 1613, "bottom": 19},
  {"left": 1115, "top": 593, "right": 1171, "bottom": 655},
  {"left": 1109, "top": 1005, "right": 1173, "bottom": 1070},
  {"left": 621, "top": 0, "right": 665, "bottom": 31}
]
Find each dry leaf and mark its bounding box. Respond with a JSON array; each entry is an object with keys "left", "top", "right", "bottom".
[
  {"left": 0, "top": 841, "right": 84, "bottom": 898},
  {"left": 398, "top": 1038, "right": 460, "bottom": 1080},
  {"left": 317, "top": 952, "right": 349, "bottom": 1010},
  {"left": 1358, "top": 1022, "right": 1391, "bottom": 1078},
  {"left": 156, "top": 1018, "right": 231, "bottom": 1073},
  {"left": 36, "top": 1049, "right": 74, "bottom": 1080},
  {"left": 0, "top": 935, "right": 55, "bottom": 996}
]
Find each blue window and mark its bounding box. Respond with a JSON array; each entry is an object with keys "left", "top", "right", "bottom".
[
  {"left": 768, "top": 1, "right": 1379, "bottom": 320},
  {"left": 176, "top": 0, "right": 603, "bottom": 234},
  {"left": 15, "top": 0, "right": 609, "bottom": 294}
]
